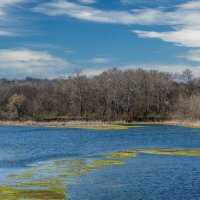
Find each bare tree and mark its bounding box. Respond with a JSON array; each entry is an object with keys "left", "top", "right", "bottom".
[{"left": 8, "top": 94, "right": 26, "bottom": 119}]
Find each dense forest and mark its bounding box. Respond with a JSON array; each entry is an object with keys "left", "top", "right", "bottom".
[{"left": 0, "top": 68, "right": 199, "bottom": 121}]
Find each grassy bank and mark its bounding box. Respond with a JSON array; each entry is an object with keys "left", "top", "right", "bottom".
[
  {"left": 130, "top": 120, "right": 200, "bottom": 128},
  {"left": 0, "top": 120, "right": 127, "bottom": 130},
  {"left": 0, "top": 120, "right": 200, "bottom": 129}
]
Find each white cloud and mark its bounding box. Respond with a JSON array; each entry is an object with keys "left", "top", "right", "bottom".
[
  {"left": 182, "top": 49, "right": 200, "bottom": 62},
  {"left": 78, "top": 0, "right": 96, "bottom": 4},
  {"left": 0, "top": 0, "right": 25, "bottom": 18},
  {"left": 33, "top": 0, "right": 162, "bottom": 25},
  {"left": 89, "top": 57, "right": 112, "bottom": 63},
  {"left": 82, "top": 68, "right": 105, "bottom": 76},
  {"left": 0, "top": 49, "right": 72, "bottom": 77},
  {"left": 81, "top": 63, "right": 200, "bottom": 77},
  {"left": 134, "top": 29, "right": 200, "bottom": 48},
  {"left": 132, "top": 1, "right": 200, "bottom": 48},
  {"left": 34, "top": 0, "right": 200, "bottom": 50},
  {"left": 120, "top": 0, "right": 134, "bottom": 4},
  {"left": 0, "top": 29, "right": 17, "bottom": 36},
  {"left": 0, "top": 0, "right": 26, "bottom": 36},
  {"left": 120, "top": 64, "right": 196, "bottom": 74}
]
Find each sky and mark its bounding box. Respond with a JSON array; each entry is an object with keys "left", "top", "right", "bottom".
[{"left": 1, "top": 0, "right": 200, "bottom": 78}]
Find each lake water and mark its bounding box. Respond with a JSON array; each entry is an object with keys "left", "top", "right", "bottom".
[{"left": 0, "top": 125, "right": 200, "bottom": 200}]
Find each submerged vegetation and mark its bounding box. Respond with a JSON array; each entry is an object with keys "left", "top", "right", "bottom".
[
  {"left": 72, "top": 125, "right": 144, "bottom": 130},
  {"left": 107, "top": 149, "right": 200, "bottom": 159},
  {"left": 72, "top": 125, "right": 130, "bottom": 130},
  {"left": 91, "top": 160, "right": 125, "bottom": 165},
  {"left": 0, "top": 186, "right": 67, "bottom": 200},
  {"left": 107, "top": 151, "right": 137, "bottom": 159},
  {"left": 1, "top": 148, "right": 200, "bottom": 199}
]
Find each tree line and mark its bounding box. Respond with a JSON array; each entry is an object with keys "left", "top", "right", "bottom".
[{"left": 0, "top": 68, "right": 199, "bottom": 121}]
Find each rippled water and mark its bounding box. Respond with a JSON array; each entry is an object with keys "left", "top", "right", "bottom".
[{"left": 0, "top": 125, "right": 200, "bottom": 199}]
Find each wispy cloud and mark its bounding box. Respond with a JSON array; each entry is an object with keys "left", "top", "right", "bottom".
[
  {"left": 134, "top": 29, "right": 200, "bottom": 48},
  {"left": 120, "top": 0, "right": 134, "bottom": 4},
  {"left": 33, "top": 0, "right": 162, "bottom": 25},
  {"left": 1, "top": 48, "right": 199, "bottom": 78},
  {"left": 0, "top": 0, "right": 26, "bottom": 36},
  {"left": 0, "top": 29, "right": 18, "bottom": 36},
  {"left": 33, "top": 0, "right": 200, "bottom": 55},
  {"left": 0, "top": 49, "right": 73, "bottom": 78},
  {"left": 0, "top": 0, "right": 25, "bottom": 14},
  {"left": 120, "top": 64, "right": 197, "bottom": 74},
  {"left": 133, "top": 1, "right": 200, "bottom": 48},
  {"left": 82, "top": 67, "right": 105, "bottom": 76},
  {"left": 182, "top": 49, "right": 200, "bottom": 62},
  {"left": 82, "top": 63, "right": 200, "bottom": 77},
  {"left": 89, "top": 57, "right": 113, "bottom": 63},
  {"left": 78, "top": 0, "right": 96, "bottom": 4}
]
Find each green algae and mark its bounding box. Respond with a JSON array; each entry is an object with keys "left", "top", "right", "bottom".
[
  {"left": 137, "top": 148, "right": 200, "bottom": 156},
  {"left": 57, "top": 173, "right": 81, "bottom": 179},
  {"left": 67, "top": 160, "right": 87, "bottom": 165},
  {"left": 7, "top": 169, "right": 38, "bottom": 180},
  {"left": 79, "top": 165, "right": 103, "bottom": 173},
  {"left": 2, "top": 148, "right": 200, "bottom": 200},
  {"left": 1, "top": 157, "right": 107, "bottom": 199},
  {"left": 0, "top": 186, "right": 67, "bottom": 200},
  {"left": 47, "top": 123, "right": 147, "bottom": 130},
  {"left": 107, "top": 148, "right": 200, "bottom": 159},
  {"left": 107, "top": 151, "right": 137, "bottom": 159},
  {"left": 91, "top": 159, "right": 126, "bottom": 166},
  {"left": 73, "top": 125, "right": 130, "bottom": 130},
  {"left": 70, "top": 124, "right": 146, "bottom": 130},
  {"left": 19, "top": 181, "right": 64, "bottom": 188}
]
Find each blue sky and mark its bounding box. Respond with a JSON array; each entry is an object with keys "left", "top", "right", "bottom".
[{"left": 0, "top": 0, "right": 200, "bottom": 78}]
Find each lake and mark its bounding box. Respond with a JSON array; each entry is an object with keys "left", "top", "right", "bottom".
[{"left": 0, "top": 125, "right": 200, "bottom": 200}]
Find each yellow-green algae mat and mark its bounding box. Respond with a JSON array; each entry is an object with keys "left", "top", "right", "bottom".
[
  {"left": 49, "top": 125, "right": 144, "bottom": 130},
  {"left": 0, "top": 148, "right": 200, "bottom": 200}
]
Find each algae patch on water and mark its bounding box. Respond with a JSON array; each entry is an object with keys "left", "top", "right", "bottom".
[
  {"left": 107, "top": 148, "right": 200, "bottom": 159},
  {"left": 137, "top": 148, "right": 200, "bottom": 157},
  {"left": 1, "top": 148, "right": 200, "bottom": 199},
  {"left": 107, "top": 150, "right": 137, "bottom": 159},
  {"left": 1, "top": 156, "right": 125, "bottom": 199},
  {"left": 71, "top": 125, "right": 144, "bottom": 130},
  {"left": 92, "top": 160, "right": 125, "bottom": 165},
  {"left": 0, "top": 186, "right": 67, "bottom": 200},
  {"left": 73, "top": 125, "right": 130, "bottom": 130}
]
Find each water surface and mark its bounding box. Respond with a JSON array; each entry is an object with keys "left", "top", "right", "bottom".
[{"left": 0, "top": 125, "right": 199, "bottom": 199}]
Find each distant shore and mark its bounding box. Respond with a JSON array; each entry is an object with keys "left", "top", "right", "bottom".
[
  {"left": 0, "top": 120, "right": 200, "bottom": 129},
  {"left": 162, "top": 120, "right": 200, "bottom": 128},
  {"left": 130, "top": 120, "right": 200, "bottom": 128}
]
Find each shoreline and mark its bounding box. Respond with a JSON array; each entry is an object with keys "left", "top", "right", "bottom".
[
  {"left": 0, "top": 120, "right": 200, "bottom": 129},
  {"left": 129, "top": 120, "right": 200, "bottom": 128},
  {"left": 0, "top": 120, "right": 127, "bottom": 129}
]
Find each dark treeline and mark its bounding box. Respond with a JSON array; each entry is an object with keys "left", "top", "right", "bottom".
[{"left": 0, "top": 68, "right": 199, "bottom": 121}]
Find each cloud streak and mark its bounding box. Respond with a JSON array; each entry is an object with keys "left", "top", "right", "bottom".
[
  {"left": 89, "top": 57, "right": 113, "bottom": 63},
  {"left": 0, "top": 49, "right": 73, "bottom": 78},
  {"left": 78, "top": 0, "right": 96, "bottom": 4},
  {"left": 133, "top": 1, "right": 200, "bottom": 48},
  {"left": 0, "top": 0, "right": 26, "bottom": 36},
  {"left": 33, "top": 0, "right": 162, "bottom": 25},
  {"left": 82, "top": 64, "right": 200, "bottom": 77},
  {"left": 134, "top": 29, "right": 200, "bottom": 48},
  {"left": 33, "top": 0, "right": 200, "bottom": 50},
  {"left": 182, "top": 49, "right": 200, "bottom": 62}
]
